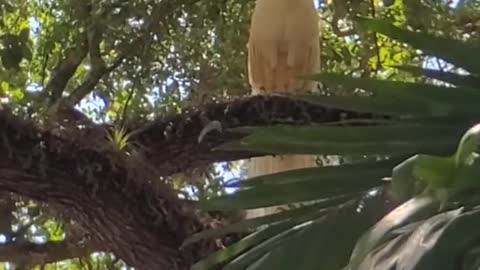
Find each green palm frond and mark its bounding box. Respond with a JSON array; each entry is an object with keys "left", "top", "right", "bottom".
[{"left": 190, "top": 17, "right": 480, "bottom": 270}]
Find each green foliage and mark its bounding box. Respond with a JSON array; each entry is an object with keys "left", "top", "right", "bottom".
[
  {"left": 348, "top": 195, "right": 440, "bottom": 269},
  {"left": 191, "top": 15, "right": 480, "bottom": 270},
  {"left": 0, "top": 0, "right": 478, "bottom": 268},
  {"left": 349, "top": 206, "right": 480, "bottom": 270}
]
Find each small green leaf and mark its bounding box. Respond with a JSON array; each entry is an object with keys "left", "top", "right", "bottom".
[
  {"left": 10, "top": 88, "right": 24, "bottom": 102},
  {"left": 0, "top": 81, "right": 9, "bottom": 92}
]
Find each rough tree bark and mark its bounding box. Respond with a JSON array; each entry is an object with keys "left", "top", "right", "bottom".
[
  {"left": 0, "top": 95, "right": 377, "bottom": 269},
  {"left": 0, "top": 1, "right": 383, "bottom": 268}
]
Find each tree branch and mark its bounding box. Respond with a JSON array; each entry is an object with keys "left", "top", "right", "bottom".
[
  {"left": 66, "top": 1, "right": 171, "bottom": 106},
  {"left": 132, "top": 95, "right": 379, "bottom": 176},
  {"left": 0, "top": 95, "right": 379, "bottom": 269},
  {"left": 45, "top": 35, "right": 89, "bottom": 104},
  {"left": 66, "top": 18, "right": 107, "bottom": 105}
]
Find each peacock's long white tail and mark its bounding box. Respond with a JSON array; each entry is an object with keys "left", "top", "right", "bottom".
[
  {"left": 245, "top": 0, "right": 321, "bottom": 219},
  {"left": 245, "top": 154, "right": 317, "bottom": 219}
]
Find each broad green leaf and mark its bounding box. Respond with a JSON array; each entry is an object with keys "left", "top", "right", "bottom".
[
  {"left": 356, "top": 208, "right": 480, "bottom": 270},
  {"left": 308, "top": 74, "right": 480, "bottom": 117},
  {"left": 355, "top": 209, "right": 460, "bottom": 270},
  {"left": 227, "top": 159, "right": 398, "bottom": 188},
  {"left": 450, "top": 153, "right": 480, "bottom": 195},
  {"left": 295, "top": 93, "right": 431, "bottom": 117},
  {"left": 413, "top": 154, "right": 455, "bottom": 189},
  {"left": 355, "top": 235, "right": 412, "bottom": 270},
  {"left": 220, "top": 219, "right": 321, "bottom": 270},
  {"left": 394, "top": 115, "right": 477, "bottom": 127},
  {"left": 390, "top": 124, "right": 480, "bottom": 200},
  {"left": 399, "top": 208, "right": 478, "bottom": 269},
  {"left": 356, "top": 17, "right": 480, "bottom": 75},
  {"left": 349, "top": 195, "right": 440, "bottom": 269},
  {"left": 390, "top": 155, "right": 419, "bottom": 203},
  {"left": 199, "top": 182, "right": 357, "bottom": 210},
  {"left": 228, "top": 188, "right": 386, "bottom": 270},
  {"left": 221, "top": 124, "right": 462, "bottom": 156},
  {"left": 183, "top": 200, "right": 331, "bottom": 247},
  {"left": 190, "top": 208, "right": 329, "bottom": 270},
  {"left": 247, "top": 206, "right": 365, "bottom": 270},
  {"left": 189, "top": 227, "right": 283, "bottom": 270},
  {"left": 462, "top": 245, "right": 480, "bottom": 270}
]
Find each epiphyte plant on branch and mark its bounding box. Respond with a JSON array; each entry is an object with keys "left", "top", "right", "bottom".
[
  {"left": 185, "top": 16, "right": 480, "bottom": 270},
  {"left": 106, "top": 126, "right": 133, "bottom": 152}
]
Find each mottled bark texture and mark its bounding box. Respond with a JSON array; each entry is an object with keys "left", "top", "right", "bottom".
[{"left": 0, "top": 95, "right": 376, "bottom": 269}]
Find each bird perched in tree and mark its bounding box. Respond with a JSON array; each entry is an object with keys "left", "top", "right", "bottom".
[{"left": 246, "top": 0, "right": 321, "bottom": 218}]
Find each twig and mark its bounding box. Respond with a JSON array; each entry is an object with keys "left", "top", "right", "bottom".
[{"left": 45, "top": 34, "right": 89, "bottom": 104}]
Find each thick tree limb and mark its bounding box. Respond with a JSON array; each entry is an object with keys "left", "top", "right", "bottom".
[
  {"left": 45, "top": 35, "right": 89, "bottom": 104},
  {"left": 0, "top": 95, "right": 378, "bottom": 269},
  {"left": 0, "top": 113, "right": 215, "bottom": 269},
  {"left": 132, "top": 95, "right": 379, "bottom": 176}
]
